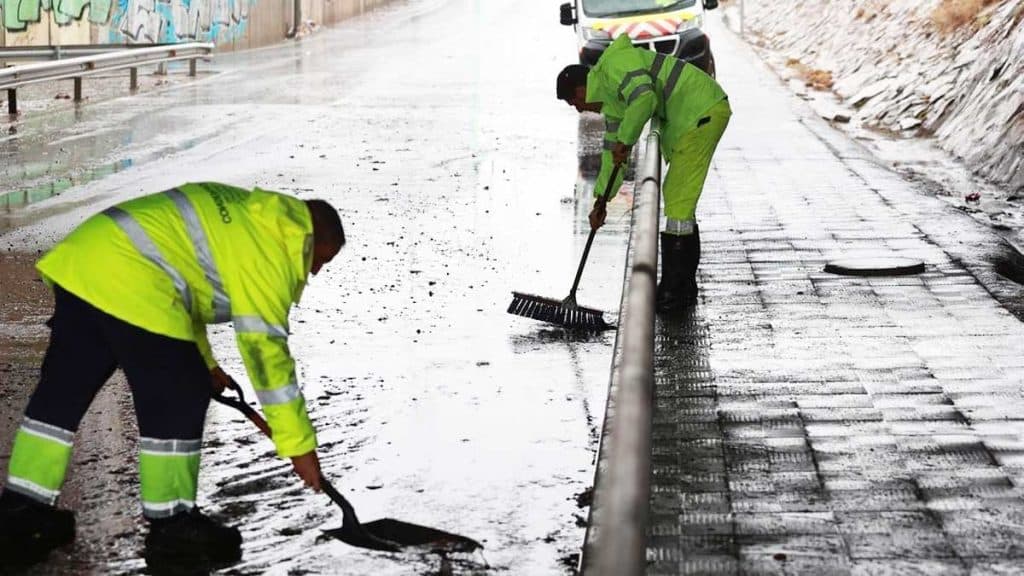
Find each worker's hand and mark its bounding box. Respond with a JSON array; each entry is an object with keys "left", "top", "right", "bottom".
[
  {"left": 291, "top": 451, "right": 322, "bottom": 492},
  {"left": 612, "top": 142, "right": 632, "bottom": 166},
  {"left": 589, "top": 200, "right": 608, "bottom": 230},
  {"left": 210, "top": 366, "right": 232, "bottom": 396}
]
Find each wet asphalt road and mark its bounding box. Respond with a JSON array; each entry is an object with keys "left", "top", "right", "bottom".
[{"left": 0, "top": 0, "right": 635, "bottom": 573}]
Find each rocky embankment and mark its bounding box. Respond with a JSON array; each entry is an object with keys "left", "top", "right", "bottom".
[{"left": 723, "top": 0, "right": 1022, "bottom": 198}]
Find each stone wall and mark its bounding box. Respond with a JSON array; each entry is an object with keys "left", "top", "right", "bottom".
[{"left": 734, "top": 0, "right": 1023, "bottom": 192}]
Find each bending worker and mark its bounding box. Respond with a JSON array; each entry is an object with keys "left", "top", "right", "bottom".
[
  {"left": 557, "top": 35, "right": 731, "bottom": 311},
  {"left": 0, "top": 182, "right": 344, "bottom": 567}
]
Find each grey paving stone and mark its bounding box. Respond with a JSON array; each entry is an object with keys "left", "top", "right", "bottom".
[{"left": 642, "top": 15, "right": 1024, "bottom": 576}]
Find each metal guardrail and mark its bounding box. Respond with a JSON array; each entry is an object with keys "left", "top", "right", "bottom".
[
  {"left": 0, "top": 43, "right": 184, "bottom": 62},
  {"left": 1, "top": 42, "right": 214, "bottom": 115},
  {"left": 581, "top": 121, "right": 662, "bottom": 576}
]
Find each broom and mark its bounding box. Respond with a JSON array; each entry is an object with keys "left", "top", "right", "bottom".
[{"left": 508, "top": 164, "right": 621, "bottom": 330}]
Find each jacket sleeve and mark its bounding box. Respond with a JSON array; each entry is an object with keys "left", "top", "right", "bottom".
[
  {"left": 192, "top": 317, "right": 218, "bottom": 370},
  {"left": 615, "top": 68, "right": 657, "bottom": 146},
  {"left": 593, "top": 116, "right": 627, "bottom": 201},
  {"left": 233, "top": 299, "right": 316, "bottom": 458}
]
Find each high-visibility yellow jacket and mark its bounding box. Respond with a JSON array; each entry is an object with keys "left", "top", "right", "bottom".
[
  {"left": 36, "top": 182, "right": 317, "bottom": 458},
  {"left": 587, "top": 35, "right": 728, "bottom": 199}
]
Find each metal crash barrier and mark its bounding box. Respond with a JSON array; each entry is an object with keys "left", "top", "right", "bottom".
[
  {"left": 1, "top": 42, "right": 214, "bottom": 115},
  {"left": 581, "top": 121, "right": 662, "bottom": 576}
]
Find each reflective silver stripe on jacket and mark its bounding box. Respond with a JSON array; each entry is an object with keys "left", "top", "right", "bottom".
[
  {"left": 617, "top": 69, "right": 650, "bottom": 100},
  {"left": 21, "top": 417, "right": 74, "bottom": 446},
  {"left": 6, "top": 476, "right": 59, "bottom": 505},
  {"left": 142, "top": 499, "right": 195, "bottom": 519},
  {"left": 626, "top": 83, "right": 653, "bottom": 104},
  {"left": 255, "top": 381, "right": 302, "bottom": 406},
  {"left": 166, "top": 188, "right": 231, "bottom": 322},
  {"left": 663, "top": 60, "right": 686, "bottom": 102},
  {"left": 139, "top": 437, "right": 202, "bottom": 456},
  {"left": 605, "top": 119, "right": 621, "bottom": 133},
  {"left": 603, "top": 137, "right": 618, "bottom": 151},
  {"left": 103, "top": 207, "right": 193, "bottom": 313},
  {"left": 650, "top": 53, "right": 667, "bottom": 84},
  {"left": 233, "top": 315, "right": 288, "bottom": 339},
  {"left": 666, "top": 218, "right": 696, "bottom": 235}
]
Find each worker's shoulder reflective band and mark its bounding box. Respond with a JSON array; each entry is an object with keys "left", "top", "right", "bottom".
[
  {"left": 142, "top": 499, "right": 195, "bottom": 519},
  {"left": 603, "top": 137, "right": 619, "bottom": 151},
  {"left": 618, "top": 69, "right": 650, "bottom": 99},
  {"left": 650, "top": 53, "right": 667, "bottom": 84},
  {"left": 666, "top": 217, "right": 696, "bottom": 235},
  {"left": 104, "top": 207, "right": 193, "bottom": 314},
  {"left": 605, "top": 119, "right": 621, "bottom": 133},
  {"left": 255, "top": 381, "right": 302, "bottom": 406},
  {"left": 6, "top": 476, "right": 59, "bottom": 504},
  {"left": 21, "top": 417, "right": 74, "bottom": 446},
  {"left": 663, "top": 60, "right": 686, "bottom": 102},
  {"left": 627, "top": 83, "right": 653, "bottom": 104},
  {"left": 233, "top": 315, "right": 288, "bottom": 339},
  {"left": 166, "top": 188, "right": 232, "bottom": 322},
  {"left": 139, "top": 437, "right": 202, "bottom": 456}
]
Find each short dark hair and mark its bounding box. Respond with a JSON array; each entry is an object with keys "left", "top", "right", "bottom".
[
  {"left": 306, "top": 199, "right": 345, "bottom": 249},
  {"left": 556, "top": 65, "right": 590, "bottom": 101}
]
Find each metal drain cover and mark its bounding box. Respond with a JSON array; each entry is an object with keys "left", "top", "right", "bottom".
[{"left": 824, "top": 257, "right": 925, "bottom": 277}]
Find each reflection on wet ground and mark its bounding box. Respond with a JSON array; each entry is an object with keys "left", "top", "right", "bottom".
[{"left": 0, "top": 0, "right": 635, "bottom": 573}]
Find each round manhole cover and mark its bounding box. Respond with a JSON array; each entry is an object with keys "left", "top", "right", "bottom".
[{"left": 824, "top": 257, "right": 925, "bottom": 277}]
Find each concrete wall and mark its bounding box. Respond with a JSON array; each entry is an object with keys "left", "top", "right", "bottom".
[{"left": 0, "top": 0, "right": 394, "bottom": 50}]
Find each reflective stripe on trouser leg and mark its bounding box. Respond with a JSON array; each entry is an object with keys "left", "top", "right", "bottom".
[
  {"left": 139, "top": 437, "right": 201, "bottom": 519},
  {"left": 6, "top": 417, "right": 75, "bottom": 505},
  {"left": 665, "top": 218, "right": 696, "bottom": 236},
  {"left": 662, "top": 99, "right": 732, "bottom": 227}
]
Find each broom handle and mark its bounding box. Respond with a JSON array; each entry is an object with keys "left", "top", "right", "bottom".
[{"left": 569, "top": 163, "right": 621, "bottom": 298}]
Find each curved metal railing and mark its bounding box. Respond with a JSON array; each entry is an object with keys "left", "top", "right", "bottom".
[{"left": 580, "top": 121, "right": 661, "bottom": 575}]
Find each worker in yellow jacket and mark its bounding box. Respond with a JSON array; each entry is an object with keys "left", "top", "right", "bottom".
[
  {"left": 557, "top": 35, "right": 731, "bottom": 311},
  {"left": 0, "top": 182, "right": 344, "bottom": 568}
]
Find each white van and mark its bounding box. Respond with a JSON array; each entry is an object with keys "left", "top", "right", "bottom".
[{"left": 560, "top": 0, "right": 718, "bottom": 76}]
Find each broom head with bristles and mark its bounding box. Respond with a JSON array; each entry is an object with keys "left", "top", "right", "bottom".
[{"left": 508, "top": 291, "right": 611, "bottom": 330}]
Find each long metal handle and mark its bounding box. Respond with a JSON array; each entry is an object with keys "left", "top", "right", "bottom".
[
  {"left": 211, "top": 379, "right": 401, "bottom": 552},
  {"left": 568, "top": 163, "right": 622, "bottom": 299}
]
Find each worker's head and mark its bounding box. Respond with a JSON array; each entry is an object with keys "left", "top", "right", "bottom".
[
  {"left": 306, "top": 199, "right": 345, "bottom": 275},
  {"left": 556, "top": 65, "right": 601, "bottom": 113}
]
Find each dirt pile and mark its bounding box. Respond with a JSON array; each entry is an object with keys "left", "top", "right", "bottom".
[{"left": 728, "top": 0, "right": 1023, "bottom": 193}]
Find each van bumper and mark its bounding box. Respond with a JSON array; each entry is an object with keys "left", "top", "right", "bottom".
[{"left": 580, "top": 28, "right": 714, "bottom": 76}]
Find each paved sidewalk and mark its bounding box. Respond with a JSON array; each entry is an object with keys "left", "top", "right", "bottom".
[{"left": 647, "top": 17, "right": 1024, "bottom": 576}]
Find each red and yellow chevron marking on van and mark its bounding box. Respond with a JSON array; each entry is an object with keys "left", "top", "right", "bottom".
[{"left": 592, "top": 10, "right": 697, "bottom": 40}]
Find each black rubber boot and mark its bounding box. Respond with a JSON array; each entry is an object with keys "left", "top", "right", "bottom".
[
  {"left": 144, "top": 508, "right": 242, "bottom": 569},
  {"left": 0, "top": 490, "right": 76, "bottom": 566},
  {"left": 656, "top": 225, "right": 701, "bottom": 313}
]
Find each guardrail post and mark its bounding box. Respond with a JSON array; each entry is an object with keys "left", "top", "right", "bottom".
[
  {"left": 73, "top": 77, "right": 83, "bottom": 102},
  {"left": 188, "top": 58, "right": 197, "bottom": 77},
  {"left": 6, "top": 89, "right": 15, "bottom": 115},
  {"left": 156, "top": 62, "right": 167, "bottom": 76},
  {"left": 130, "top": 67, "right": 138, "bottom": 91}
]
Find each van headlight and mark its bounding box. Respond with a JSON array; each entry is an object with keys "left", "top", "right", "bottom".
[
  {"left": 582, "top": 27, "right": 612, "bottom": 41},
  {"left": 676, "top": 16, "right": 702, "bottom": 32}
]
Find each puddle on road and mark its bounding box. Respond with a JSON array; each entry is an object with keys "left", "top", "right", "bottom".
[
  {"left": 1, "top": 159, "right": 134, "bottom": 210},
  {"left": 1, "top": 119, "right": 208, "bottom": 211}
]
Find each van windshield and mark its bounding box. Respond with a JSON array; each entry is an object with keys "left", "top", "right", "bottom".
[{"left": 581, "top": 0, "right": 696, "bottom": 18}]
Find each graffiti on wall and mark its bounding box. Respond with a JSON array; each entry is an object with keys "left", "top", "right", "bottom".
[
  {"left": 1, "top": 0, "right": 249, "bottom": 42},
  {"left": 114, "top": 0, "right": 249, "bottom": 43},
  {"left": 2, "top": 0, "right": 112, "bottom": 31}
]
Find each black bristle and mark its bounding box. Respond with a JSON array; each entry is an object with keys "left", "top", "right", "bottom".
[{"left": 508, "top": 292, "right": 608, "bottom": 330}]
